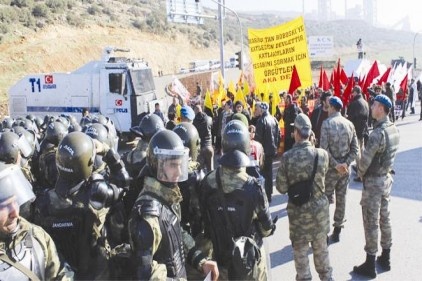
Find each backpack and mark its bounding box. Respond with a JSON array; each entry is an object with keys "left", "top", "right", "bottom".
[
  {"left": 229, "top": 236, "right": 261, "bottom": 280},
  {"left": 215, "top": 168, "right": 261, "bottom": 280}
]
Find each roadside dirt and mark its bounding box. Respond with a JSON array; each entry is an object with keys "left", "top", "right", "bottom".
[{"left": 0, "top": 24, "right": 238, "bottom": 118}]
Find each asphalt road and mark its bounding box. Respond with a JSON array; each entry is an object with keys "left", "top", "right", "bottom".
[{"left": 266, "top": 100, "right": 422, "bottom": 280}]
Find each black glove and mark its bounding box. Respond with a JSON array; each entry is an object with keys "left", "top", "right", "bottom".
[
  {"left": 110, "top": 168, "right": 131, "bottom": 191},
  {"left": 270, "top": 215, "right": 278, "bottom": 235}
]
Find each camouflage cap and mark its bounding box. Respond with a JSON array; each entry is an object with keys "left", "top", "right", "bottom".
[{"left": 291, "top": 113, "right": 312, "bottom": 133}]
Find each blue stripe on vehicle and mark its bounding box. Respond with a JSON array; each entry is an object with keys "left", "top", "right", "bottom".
[{"left": 27, "top": 106, "right": 100, "bottom": 113}]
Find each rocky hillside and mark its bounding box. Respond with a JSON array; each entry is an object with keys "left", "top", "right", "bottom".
[{"left": 0, "top": 0, "right": 419, "bottom": 116}]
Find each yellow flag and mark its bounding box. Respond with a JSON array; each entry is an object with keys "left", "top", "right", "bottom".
[
  {"left": 218, "top": 86, "right": 226, "bottom": 107},
  {"left": 272, "top": 92, "right": 281, "bottom": 116},
  {"left": 204, "top": 90, "right": 213, "bottom": 115},
  {"left": 175, "top": 103, "right": 182, "bottom": 123},
  {"left": 243, "top": 81, "right": 250, "bottom": 96},
  {"left": 228, "top": 80, "right": 236, "bottom": 96},
  {"left": 252, "top": 99, "right": 256, "bottom": 114},
  {"left": 237, "top": 71, "right": 244, "bottom": 87},
  {"left": 218, "top": 70, "right": 225, "bottom": 89},
  {"left": 234, "top": 87, "right": 245, "bottom": 104}
]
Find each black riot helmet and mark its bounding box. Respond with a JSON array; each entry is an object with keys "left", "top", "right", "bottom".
[
  {"left": 0, "top": 131, "right": 32, "bottom": 164},
  {"left": 0, "top": 163, "right": 35, "bottom": 206},
  {"left": 55, "top": 132, "right": 95, "bottom": 198},
  {"left": 130, "top": 114, "right": 164, "bottom": 141},
  {"left": 56, "top": 116, "right": 70, "bottom": 130},
  {"left": 147, "top": 130, "right": 189, "bottom": 184},
  {"left": 1, "top": 117, "right": 14, "bottom": 130},
  {"left": 219, "top": 120, "right": 251, "bottom": 168},
  {"left": 92, "top": 114, "right": 118, "bottom": 150},
  {"left": 12, "top": 126, "right": 38, "bottom": 158},
  {"left": 173, "top": 122, "right": 200, "bottom": 162},
  {"left": 45, "top": 121, "right": 68, "bottom": 146},
  {"left": 83, "top": 123, "right": 110, "bottom": 146},
  {"left": 83, "top": 123, "right": 110, "bottom": 170}
]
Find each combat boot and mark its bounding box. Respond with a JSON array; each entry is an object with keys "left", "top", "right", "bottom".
[
  {"left": 353, "top": 254, "right": 376, "bottom": 279},
  {"left": 377, "top": 249, "right": 391, "bottom": 271},
  {"left": 329, "top": 227, "right": 341, "bottom": 243}
]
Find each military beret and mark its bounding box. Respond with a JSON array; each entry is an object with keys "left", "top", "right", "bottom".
[
  {"left": 180, "top": 105, "right": 195, "bottom": 121},
  {"left": 329, "top": 96, "right": 343, "bottom": 109},
  {"left": 374, "top": 94, "right": 392, "bottom": 109}
]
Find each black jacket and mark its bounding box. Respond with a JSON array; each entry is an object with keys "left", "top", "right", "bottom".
[
  {"left": 193, "top": 112, "right": 213, "bottom": 147},
  {"left": 255, "top": 111, "right": 280, "bottom": 157},
  {"left": 347, "top": 94, "right": 369, "bottom": 140}
]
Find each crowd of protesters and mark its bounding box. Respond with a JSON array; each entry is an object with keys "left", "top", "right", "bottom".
[{"left": 0, "top": 71, "right": 418, "bottom": 280}]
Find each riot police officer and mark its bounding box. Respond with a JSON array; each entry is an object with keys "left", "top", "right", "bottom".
[
  {"left": 128, "top": 129, "right": 219, "bottom": 280},
  {"left": 0, "top": 130, "right": 35, "bottom": 219},
  {"left": 173, "top": 122, "right": 203, "bottom": 237},
  {"left": 37, "top": 121, "right": 68, "bottom": 189},
  {"left": 199, "top": 120, "right": 276, "bottom": 280},
  {"left": 124, "top": 113, "right": 164, "bottom": 178},
  {"left": 0, "top": 163, "right": 74, "bottom": 280},
  {"left": 33, "top": 132, "right": 130, "bottom": 280}
]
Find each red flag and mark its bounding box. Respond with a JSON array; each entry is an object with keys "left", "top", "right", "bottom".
[
  {"left": 363, "top": 60, "right": 380, "bottom": 96},
  {"left": 377, "top": 67, "right": 392, "bottom": 85},
  {"left": 343, "top": 73, "right": 354, "bottom": 107},
  {"left": 288, "top": 65, "right": 301, "bottom": 94},
  {"left": 359, "top": 74, "right": 366, "bottom": 90},
  {"left": 340, "top": 68, "right": 349, "bottom": 85},
  {"left": 318, "top": 65, "right": 323, "bottom": 88},
  {"left": 330, "top": 69, "right": 335, "bottom": 86},
  {"left": 322, "top": 70, "right": 330, "bottom": 91},
  {"left": 334, "top": 59, "right": 342, "bottom": 97},
  {"left": 398, "top": 73, "right": 409, "bottom": 101}
]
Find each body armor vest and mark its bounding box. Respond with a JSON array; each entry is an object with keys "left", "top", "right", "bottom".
[
  {"left": 138, "top": 194, "right": 187, "bottom": 279},
  {"left": 0, "top": 230, "right": 45, "bottom": 280},
  {"left": 203, "top": 178, "right": 265, "bottom": 266},
  {"left": 366, "top": 122, "right": 399, "bottom": 176}
]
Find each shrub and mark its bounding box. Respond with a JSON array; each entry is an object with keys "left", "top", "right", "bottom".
[
  {"left": 87, "top": 4, "right": 100, "bottom": 15},
  {"left": 66, "top": 14, "right": 85, "bottom": 27},
  {"left": 32, "top": 3, "right": 49, "bottom": 18},
  {"left": 0, "top": 23, "right": 9, "bottom": 34},
  {"left": 0, "top": 6, "right": 18, "bottom": 23},
  {"left": 11, "top": 0, "right": 33, "bottom": 8},
  {"left": 46, "top": 0, "right": 66, "bottom": 13},
  {"left": 132, "top": 19, "right": 145, "bottom": 30}
]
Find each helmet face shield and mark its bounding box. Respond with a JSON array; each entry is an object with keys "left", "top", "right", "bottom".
[
  {"left": 17, "top": 134, "right": 32, "bottom": 159},
  {"left": 154, "top": 147, "right": 189, "bottom": 183},
  {"left": 0, "top": 164, "right": 35, "bottom": 206}
]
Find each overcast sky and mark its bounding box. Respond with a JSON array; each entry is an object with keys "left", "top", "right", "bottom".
[{"left": 201, "top": 0, "right": 422, "bottom": 32}]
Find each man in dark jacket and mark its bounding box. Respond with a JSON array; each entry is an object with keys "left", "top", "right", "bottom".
[
  {"left": 347, "top": 86, "right": 369, "bottom": 182},
  {"left": 255, "top": 102, "right": 280, "bottom": 203},
  {"left": 283, "top": 94, "right": 302, "bottom": 152},
  {"left": 310, "top": 91, "right": 332, "bottom": 147},
  {"left": 193, "top": 105, "right": 214, "bottom": 172}
]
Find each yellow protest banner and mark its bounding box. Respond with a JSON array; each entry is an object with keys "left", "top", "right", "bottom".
[{"left": 248, "top": 16, "right": 312, "bottom": 92}]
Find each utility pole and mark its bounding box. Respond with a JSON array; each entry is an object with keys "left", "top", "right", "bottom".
[{"left": 218, "top": 0, "right": 225, "bottom": 79}]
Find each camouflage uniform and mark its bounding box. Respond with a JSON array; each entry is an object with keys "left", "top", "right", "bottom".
[
  {"left": 320, "top": 111, "right": 358, "bottom": 228},
  {"left": 128, "top": 176, "right": 208, "bottom": 280},
  {"left": 123, "top": 139, "right": 149, "bottom": 178},
  {"left": 0, "top": 217, "right": 73, "bottom": 280},
  {"left": 199, "top": 166, "right": 274, "bottom": 281},
  {"left": 276, "top": 141, "right": 333, "bottom": 281},
  {"left": 358, "top": 116, "right": 399, "bottom": 255}
]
